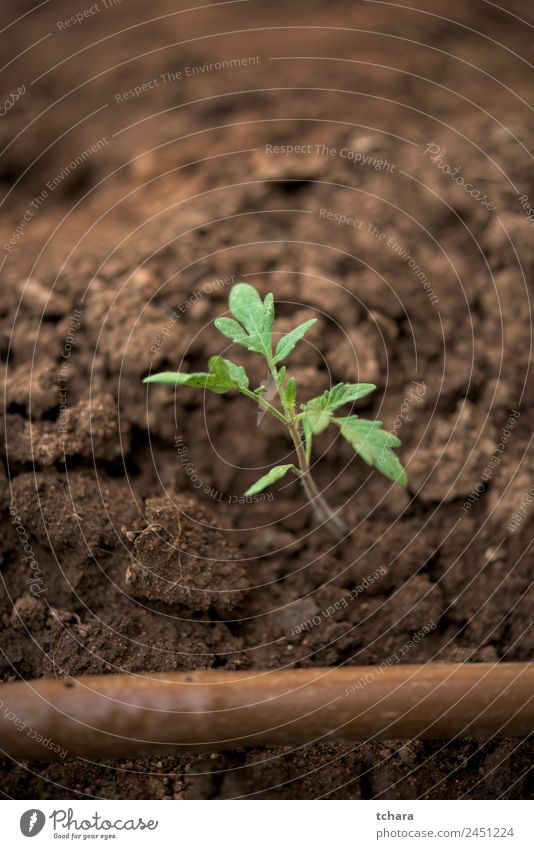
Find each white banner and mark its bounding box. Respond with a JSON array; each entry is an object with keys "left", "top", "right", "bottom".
[{"left": 1, "top": 800, "right": 532, "bottom": 847}]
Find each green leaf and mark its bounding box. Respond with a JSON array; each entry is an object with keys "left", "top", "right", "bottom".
[
  {"left": 285, "top": 377, "right": 296, "bottom": 408},
  {"left": 244, "top": 464, "right": 297, "bottom": 496},
  {"left": 319, "top": 382, "right": 376, "bottom": 410},
  {"left": 143, "top": 371, "right": 227, "bottom": 393},
  {"left": 229, "top": 283, "right": 264, "bottom": 328},
  {"left": 334, "top": 415, "right": 407, "bottom": 485},
  {"left": 218, "top": 283, "right": 273, "bottom": 357},
  {"left": 214, "top": 317, "right": 248, "bottom": 346},
  {"left": 301, "top": 382, "right": 376, "bottom": 435},
  {"left": 263, "top": 292, "right": 275, "bottom": 340},
  {"left": 273, "top": 318, "right": 317, "bottom": 364},
  {"left": 143, "top": 356, "right": 248, "bottom": 395},
  {"left": 207, "top": 356, "right": 249, "bottom": 390},
  {"left": 302, "top": 406, "right": 331, "bottom": 435}
]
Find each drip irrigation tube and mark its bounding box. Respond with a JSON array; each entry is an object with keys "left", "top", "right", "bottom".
[{"left": 0, "top": 664, "right": 532, "bottom": 761}]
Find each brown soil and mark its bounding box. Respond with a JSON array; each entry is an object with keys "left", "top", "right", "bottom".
[{"left": 1, "top": 0, "right": 533, "bottom": 799}]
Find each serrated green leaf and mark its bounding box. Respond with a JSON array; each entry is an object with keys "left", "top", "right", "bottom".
[
  {"left": 276, "top": 366, "right": 287, "bottom": 386},
  {"left": 143, "top": 356, "right": 248, "bottom": 395},
  {"left": 207, "top": 356, "right": 249, "bottom": 390},
  {"left": 229, "top": 283, "right": 263, "bottom": 327},
  {"left": 143, "top": 371, "right": 227, "bottom": 393},
  {"left": 334, "top": 415, "right": 407, "bottom": 485},
  {"left": 273, "top": 318, "right": 317, "bottom": 364},
  {"left": 263, "top": 292, "right": 275, "bottom": 339},
  {"left": 215, "top": 316, "right": 264, "bottom": 355},
  {"left": 214, "top": 317, "right": 248, "bottom": 345},
  {"left": 225, "top": 283, "right": 273, "bottom": 356},
  {"left": 244, "top": 464, "right": 297, "bottom": 496},
  {"left": 300, "top": 394, "right": 332, "bottom": 434},
  {"left": 320, "top": 382, "right": 376, "bottom": 410},
  {"left": 144, "top": 371, "right": 206, "bottom": 386},
  {"left": 301, "top": 382, "right": 376, "bottom": 435},
  {"left": 302, "top": 407, "right": 332, "bottom": 435},
  {"left": 285, "top": 377, "right": 296, "bottom": 407}
]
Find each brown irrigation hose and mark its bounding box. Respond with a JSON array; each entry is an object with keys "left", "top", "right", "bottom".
[{"left": 0, "top": 664, "right": 533, "bottom": 761}]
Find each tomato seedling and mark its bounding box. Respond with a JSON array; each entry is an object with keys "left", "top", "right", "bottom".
[{"left": 144, "top": 283, "right": 407, "bottom": 536}]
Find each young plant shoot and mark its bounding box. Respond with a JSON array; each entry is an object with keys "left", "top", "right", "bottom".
[{"left": 144, "top": 283, "right": 407, "bottom": 536}]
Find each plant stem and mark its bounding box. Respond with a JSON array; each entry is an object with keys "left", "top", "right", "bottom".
[
  {"left": 240, "top": 386, "right": 288, "bottom": 425},
  {"left": 289, "top": 420, "right": 347, "bottom": 537},
  {"left": 267, "top": 360, "right": 347, "bottom": 538}
]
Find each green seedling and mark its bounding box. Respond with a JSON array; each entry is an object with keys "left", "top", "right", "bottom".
[{"left": 144, "top": 283, "right": 407, "bottom": 537}]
